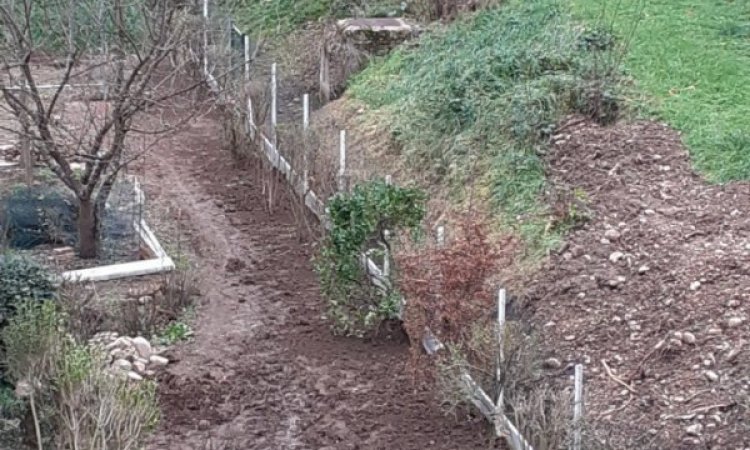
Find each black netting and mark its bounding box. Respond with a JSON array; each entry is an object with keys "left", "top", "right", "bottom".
[
  {"left": 0, "top": 187, "right": 77, "bottom": 249},
  {"left": 0, "top": 180, "right": 140, "bottom": 260}
]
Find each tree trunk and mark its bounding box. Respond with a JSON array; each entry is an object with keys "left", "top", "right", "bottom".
[{"left": 77, "top": 197, "right": 98, "bottom": 259}]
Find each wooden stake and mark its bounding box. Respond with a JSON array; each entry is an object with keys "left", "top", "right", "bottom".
[
  {"left": 496, "top": 288, "right": 506, "bottom": 414},
  {"left": 302, "top": 94, "right": 310, "bottom": 193},
  {"left": 573, "top": 364, "right": 584, "bottom": 450},
  {"left": 202, "top": 0, "right": 209, "bottom": 75},
  {"left": 244, "top": 34, "right": 251, "bottom": 81},
  {"left": 338, "top": 129, "right": 346, "bottom": 192}
]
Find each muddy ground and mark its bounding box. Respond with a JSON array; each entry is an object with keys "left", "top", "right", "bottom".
[
  {"left": 529, "top": 118, "right": 750, "bottom": 449},
  {"left": 142, "top": 109, "right": 498, "bottom": 449}
]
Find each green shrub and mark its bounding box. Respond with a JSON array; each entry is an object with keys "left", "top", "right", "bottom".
[
  {"left": 0, "top": 254, "right": 55, "bottom": 328},
  {"left": 0, "top": 385, "right": 24, "bottom": 418},
  {"left": 316, "top": 179, "right": 425, "bottom": 335},
  {"left": 1, "top": 301, "right": 65, "bottom": 386}
]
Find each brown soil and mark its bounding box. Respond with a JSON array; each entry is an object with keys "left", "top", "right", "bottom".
[
  {"left": 143, "top": 110, "right": 498, "bottom": 449},
  {"left": 528, "top": 118, "right": 750, "bottom": 449}
]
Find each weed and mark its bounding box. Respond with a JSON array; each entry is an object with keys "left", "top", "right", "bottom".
[
  {"left": 155, "top": 321, "right": 193, "bottom": 346},
  {"left": 0, "top": 385, "right": 23, "bottom": 419}
]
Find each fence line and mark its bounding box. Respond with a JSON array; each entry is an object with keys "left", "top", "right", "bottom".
[{"left": 198, "top": 4, "right": 586, "bottom": 448}]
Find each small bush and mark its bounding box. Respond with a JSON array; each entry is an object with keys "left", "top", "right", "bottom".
[
  {"left": 397, "top": 213, "right": 510, "bottom": 346},
  {"left": 0, "top": 255, "right": 55, "bottom": 327},
  {"left": 57, "top": 283, "right": 108, "bottom": 342},
  {"left": 0, "top": 385, "right": 24, "bottom": 419},
  {"left": 315, "top": 179, "right": 425, "bottom": 335},
  {"left": 1, "top": 301, "right": 65, "bottom": 386},
  {"left": 54, "top": 344, "right": 160, "bottom": 450},
  {"left": 116, "top": 270, "right": 198, "bottom": 338}
]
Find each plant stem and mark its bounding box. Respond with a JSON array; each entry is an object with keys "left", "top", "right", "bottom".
[{"left": 30, "top": 391, "right": 43, "bottom": 450}]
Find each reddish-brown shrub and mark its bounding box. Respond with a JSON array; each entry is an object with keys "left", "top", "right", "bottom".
[{"left": 396, "top": 212, "right": 514, "bottom": 355}]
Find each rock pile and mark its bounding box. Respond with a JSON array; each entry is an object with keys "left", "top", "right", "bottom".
[{"left": 89, "top": 332, "right": 169, "bottom": 381}]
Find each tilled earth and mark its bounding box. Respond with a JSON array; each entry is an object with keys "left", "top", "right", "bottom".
[
  {"left": 143, "top": 111, "right": 497, "bottom": 449},
  {"left": 529, "top": 118, "right": 750, "bottom": 449}
]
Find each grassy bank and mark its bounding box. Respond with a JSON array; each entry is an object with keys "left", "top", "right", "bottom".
[
  {"left": 349, "top": 0, "right": 621, "bottom": 255},
  {"left": 572, "top": 0, "right": 750, "bottom": 182}
]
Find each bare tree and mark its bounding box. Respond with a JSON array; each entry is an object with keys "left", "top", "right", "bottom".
[{"left": 0, "top": 0, "right": 203, "bottom": 258}]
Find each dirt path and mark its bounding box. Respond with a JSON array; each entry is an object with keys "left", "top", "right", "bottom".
[{"left": 143, "top": 111, "right": 496, "bottom": 450}]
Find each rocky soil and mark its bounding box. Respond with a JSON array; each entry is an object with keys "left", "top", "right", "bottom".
[{"left": 529, "top": 118, "right": 750, "bottom": 449}]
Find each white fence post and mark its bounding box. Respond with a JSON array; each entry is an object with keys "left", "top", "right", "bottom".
[
  {"left": 573, "top": 364, "right": 584, "bottom": 450},
  {"left": 382, "top": 229, "right": 391, "bottom": 278},
  {"left": 271, "top": 62, "right": 277, "bottom": 136},
  {"left": 302, "top": 93, "right": 310, "bottom": 193},
  {"left": 271, "top": 62, "right": 279, "bottom": 167},
  {"left": 495, "top": 288, "right": 506, "bottom": 430},
  {"left": 247, "top": 97, "right": 255, "bottom": 138},
  {"left": 244, "top": 34, "right": 251, "bottom": 81},
  {"left": 338, "top": 129, "right": 346, "bottom": 192},
  {"left": 202, "top": 0, "right": 209, "bottom": 76}
]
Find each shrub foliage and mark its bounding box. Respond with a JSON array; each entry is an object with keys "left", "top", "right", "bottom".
[
  {"left": 0, "top": 254, "right": 55, "bottom": 327},
  {"left": 316, "top": 179, "right": 425, "bottom": 335}
]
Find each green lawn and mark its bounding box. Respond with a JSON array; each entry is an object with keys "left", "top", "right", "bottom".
[{"left": 571, "top": 0, "right": 750, "bottom": 182}]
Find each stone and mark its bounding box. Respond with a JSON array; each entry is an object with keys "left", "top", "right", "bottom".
[
  {"left": 112, "top": 359, "right": 132, "bottom": 372},
  {"left": 707, "top": 327, "right": 723, "bottom": 335},
  {"left": 609, "top": 251, "right": 625, "bottom": 263},
  {"left": 131, "top": 337, "right": 152, "bottom": 359},
  {"left": 109, "top": 348, "right": 129, "bottom": 361},
  {"left": 564, "top": 335, "right": 576, "bottom": 341},
  {"left": 604, "top": 229, "right": 621, "bottom": 240},
  {"left": 127, "top": 371, "right": 143, "bottom": 382},
  {"left": 133, "top": 360, "right": 147, "bottom": 373},
  {"left": 608, "top": 276, "right": 627, "bottom": 288},
  {"left": 690, "top": 281, "right": 701, "bottom": 291},
  {"left": 727, "top": 317, "right": 745, "bottom": 328},
  {"left": 149, "top": 355, "right": 169, "bottom": 366},
  {"left": 543, "top": 358, "right": 562, "bottom": 369},
  {"left": 682, "top": 332, "right": 696, "bottom": 344},
  {"left": 704, "top": 370, "right": 719, "bottom": 382},
  {"left": 685, "top": 423, "right": 702, "bottom": 436},
  {"left": 638, "top": 265, "right": 650, "bottom": 274}
]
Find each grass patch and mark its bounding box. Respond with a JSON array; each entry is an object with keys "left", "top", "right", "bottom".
[
  {"left": 350, "top": 0, "right": 622, "bottom": 255},
  {"left": 229, "top": 0, "right": 334, "bottom": 36},
  {"left": 155, "top": 321, "right": 193, "bottom": 346},
  {"left": 571, "top": 0, "right": 750, "bottom": 182}
]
